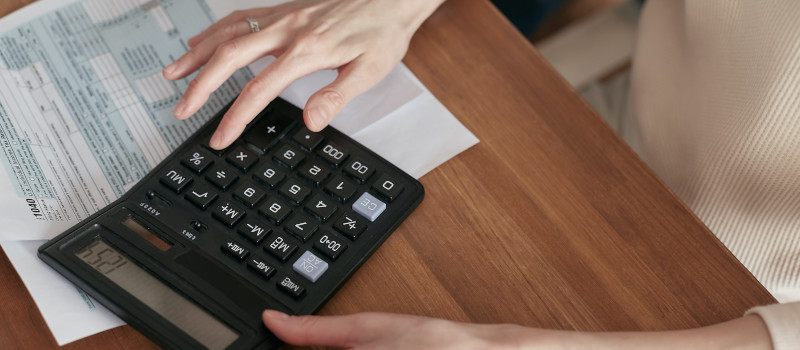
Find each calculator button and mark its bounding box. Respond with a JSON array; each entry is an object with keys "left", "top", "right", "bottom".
[
  {"left": 253, "top": 163, "right": 286, "bottom": 189},
  {"left": 293, "top": 251, "right": 328, "bottom": 283},
  {"left": 304, "top": 194, "right": 337, "bottom": 221},
  {"left": 181, "top": 148, "right": 213, "bottom": 174},
  {"left": 273, "top": 144, "right": 305, "bottom": 169},
  {"left": 226, "top": 146, "right": 258, "bottom": 172},
  {"left": 221, "top": 239, "right": 249, "bottom": 261},
  {"left": 298, "top": 161, "right": 331, "bottom": 186},
  {"left": 243, "top": 111, "right": 295, "bottom": 152},
  {"left": 237, "top": 217, "right": 272, "bottom": 245},
  {"left": 292, "top": 128, "right": 324, "bottom": 151},
  {"left": 201, "top": 140, "right": 227, "bottom": 157},
  {"left": 190, "top": 220, "right": 207, "bottom": 233},
  {"left": 206, "top": 164, "right": 239, "bottom": 190},
  {"left": 324, "top": 175, "right": 357, "bottom": 201},
  {"left": 160, "top": 168, "right": 193, "bottom": 193},
  {"left": 285, "top": 214, "right": 318, "bottom": 241},
  {"left": 353, "top": 192, "right": 386, "bottom": 222},
  {"left": 258, "top": 197, "right": 292, "bottom": 224},
  {"left": 278, "top": 179, "right": 311, "bottom": 205},
  {"left": 343, "top": 158, "right": 375, "bottom": 184},
  {"left": 265, "top": 233, "right": 299, "bottom": 262},
  {"left": 372, "top": 173, "right": 403, "bottom": 201},
  {"left": 317, "top": 142, "right": 348, "bottom": 167},
  {"left": 333, "top": 212, "right": 367, "bottom": 240},
  {"left": 247, "top": 255, "right": 276, "bottom": 280},
  {"left": 213, "top": 201, "right": 246, "bottom": 227},
  {"left": 277, "top": 275, "right": 305, "bottom": 298},
  {"left": 233, "top": 181, "right": 266, "bottom": 208},
  {"left": 145, "top": 190, "right": 172, "bottom": 208},
  {"left": 185, "top": 183, "right": 218, "bottom": 209},
  {"left": 313, "top": 233, "right": 347, "bottom": 260}
]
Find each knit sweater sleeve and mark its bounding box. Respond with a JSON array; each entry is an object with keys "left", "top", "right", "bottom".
[{"left": 746, "top": 302, "right": 800, "bottom": 350}]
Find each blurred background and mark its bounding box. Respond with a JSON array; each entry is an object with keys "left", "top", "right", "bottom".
[{"left": 493, "top": 0, "right": 641, "bottom": 144}]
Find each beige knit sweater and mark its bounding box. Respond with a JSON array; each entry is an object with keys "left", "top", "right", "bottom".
[{"left": 629, "top": 0, "right": 800, "bottom": 347}]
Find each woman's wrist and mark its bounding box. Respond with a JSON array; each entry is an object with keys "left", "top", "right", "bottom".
[{"left": 400, "top": 0, "right": 447, "bottom": 34}]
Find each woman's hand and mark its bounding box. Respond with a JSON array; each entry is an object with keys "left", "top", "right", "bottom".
[
  {"left": 262, "top": 310, "right": 551, "bottom": 349},
  {"left": 163, "top": 0, "right": 445, "bottom": 149},
  {"left": 262, "top": 310, "right": 773, "bottom": 350}
]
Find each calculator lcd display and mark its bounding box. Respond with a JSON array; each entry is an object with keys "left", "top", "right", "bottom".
[
  {"left": 121, "top": 216, "right": 172, "bottom": 251},
  {"left": 74, "top": 239, "right": 238, "bottom": 350}
]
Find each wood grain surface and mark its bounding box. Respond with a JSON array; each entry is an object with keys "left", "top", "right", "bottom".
[{"left": 0, "top": 0, "right": 776, "bottom": 349}]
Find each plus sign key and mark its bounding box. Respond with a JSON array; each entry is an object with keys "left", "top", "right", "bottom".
[{"left": 243, "top": 111, "right": 296, "bottom": 152}]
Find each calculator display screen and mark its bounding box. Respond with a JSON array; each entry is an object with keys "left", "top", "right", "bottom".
[{"left": 75, "top": 239, "right": 238, "bottom": 350}]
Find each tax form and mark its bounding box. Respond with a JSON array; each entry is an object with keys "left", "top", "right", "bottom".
[
  {"left": 0, "top": 0, "right": 253, "bottom": 240},
  {"left": 0, "top": 0, "right": 478, "bottom": 345}
]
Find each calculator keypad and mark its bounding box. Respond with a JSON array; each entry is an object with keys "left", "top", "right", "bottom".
[{"left": 149, "top": 102, "right": 419, "bottom": 313}]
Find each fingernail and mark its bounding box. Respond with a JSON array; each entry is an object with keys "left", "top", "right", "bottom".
[
  {"left": 209, "top": 130, "right": 225, "bottom": 149},
  {"left": 173, "top": 100, "right": 186, "bottom": 118},
  {"left": 163, "top": 62, "right": 177, "bottom": 76},
  {"left": 263, "top": 310, "right": 289, "bottom": 321},
  {"left": 308, "top": 106, "right": 328, "bottom": 131}
]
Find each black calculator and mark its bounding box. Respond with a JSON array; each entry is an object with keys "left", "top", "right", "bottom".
[{"left": 38, "top": 97, "right": 424, "bottom": 349}]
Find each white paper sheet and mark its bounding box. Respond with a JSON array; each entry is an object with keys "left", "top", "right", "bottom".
[{"left": 0, "top": 0, "right": 479, "bottom": 345}]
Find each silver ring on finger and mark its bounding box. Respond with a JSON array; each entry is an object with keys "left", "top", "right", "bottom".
[{"left": 246, "top": 17, "right": 260, "bottom": 33}]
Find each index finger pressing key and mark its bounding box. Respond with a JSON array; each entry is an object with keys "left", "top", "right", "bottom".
[{"left": 208, "top": 54, "right": 322, "bottom": 149}]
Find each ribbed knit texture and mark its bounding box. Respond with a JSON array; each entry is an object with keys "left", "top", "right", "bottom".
[
  {"left": 748, "top": 303, "right": 800, "bottom": 350},
  {"left": 630, "top": 1, "right": 800, "bottom": 347}
]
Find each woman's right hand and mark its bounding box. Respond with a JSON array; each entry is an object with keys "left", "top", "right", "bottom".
[{"left": 163, "top": 0, "right": 446, "bottom": 150}]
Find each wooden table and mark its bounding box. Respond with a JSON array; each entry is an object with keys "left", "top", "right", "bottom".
[{"left": 0, "top": 0, "right": 776, "bottom": 349}]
